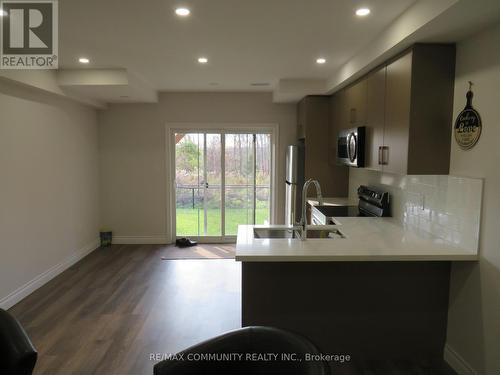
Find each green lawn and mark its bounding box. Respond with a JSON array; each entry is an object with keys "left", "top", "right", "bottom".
[{"left": 176, "top": 208, "right": 269, "bottom": 236}]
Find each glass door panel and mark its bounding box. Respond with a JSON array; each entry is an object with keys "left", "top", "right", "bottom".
[
  {"left": 175, "top": 133, "right": 222, "bottom": 237},
  {"left": 255, "top": 134, "right": 271, "bottom": 225},
  {"left": 224, "top": 134, "right": 254, "bottom": 235},
  {"left": 175, "top": 133, "right": 203, "bottom": 236},
  {"left": 204, "top": 134, "right": 222, "bottom": 236}
]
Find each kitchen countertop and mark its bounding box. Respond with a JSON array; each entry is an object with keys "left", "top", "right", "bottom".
[
  {"left": 307, "top": 196, "right": 358, "bottom": 207},
  {"left": 235, "top": 217, "right": 478, "bottom": 262}
]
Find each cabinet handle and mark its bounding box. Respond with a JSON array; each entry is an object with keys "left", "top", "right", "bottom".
[
  {"left": 378, "top": 146, "right": 382, "bottom": 165},
  {"left": 381, "top": 146, "right": 389, "bottom": 165}
]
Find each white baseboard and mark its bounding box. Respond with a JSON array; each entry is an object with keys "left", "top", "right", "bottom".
[
  {"left": 112, "top": 235, "right": 169, "bottom": 244},
  {"left": 444, "top": 343, "right": 478, "bottom": 375},
  {"left": 0, "top": 238, "right": 100, "bottom": 310},
  {"left": 111, "top": 235, "right": 235, "bottom": 245}
]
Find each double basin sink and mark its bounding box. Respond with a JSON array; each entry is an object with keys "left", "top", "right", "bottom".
[{"left": 253, "top": 225, "right": 345, "bottom": 240}]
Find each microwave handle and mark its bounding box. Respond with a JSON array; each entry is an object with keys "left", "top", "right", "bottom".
[{"left": 346, "top": 134, "right": 352, "bottom": 162}]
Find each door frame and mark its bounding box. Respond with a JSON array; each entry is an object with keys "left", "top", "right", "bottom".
[{"left": 166, "top": 123, "right": 279, "bottom": 243}]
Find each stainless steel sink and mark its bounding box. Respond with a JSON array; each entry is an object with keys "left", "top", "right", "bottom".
[
  {"left": 253, "top": 228, "right": 298, "bottom": 239},
  {"left": 253, "top": 226, "right": 345, "bottom": 240},
  {"left": 304, "top": 228, "right": 345, "bottom": 239}
]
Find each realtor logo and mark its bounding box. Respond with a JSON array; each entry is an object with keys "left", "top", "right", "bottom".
[{"left": 1, "top": 0, "right": 58, "bottom": 69}]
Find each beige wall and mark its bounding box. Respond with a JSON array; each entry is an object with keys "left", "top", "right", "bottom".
[
  {"left": 0, "top": 79, "right": 100, "bottom": 308},
  {"left": 445, "top": 23, "right": 500, "bottom": 375},
  {"left": 98, "top": 92, "right": 296, "bottom": 241}
]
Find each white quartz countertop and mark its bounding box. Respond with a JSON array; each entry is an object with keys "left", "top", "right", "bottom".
[{"left": 235, "top": 218, "right": 478, "bottom": 262}]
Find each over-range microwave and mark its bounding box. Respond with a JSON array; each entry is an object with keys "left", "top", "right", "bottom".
[{"left": 337, "top": 126, "right": 365, "bottom": 167}]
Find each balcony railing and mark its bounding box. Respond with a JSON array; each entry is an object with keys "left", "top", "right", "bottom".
[{"left": 176, "top": 184, "right": 270, "bottom": 209}]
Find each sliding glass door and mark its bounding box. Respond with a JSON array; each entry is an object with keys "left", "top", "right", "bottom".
[{"left": 174, "top": 130, "right": 271, "bottom": 240}]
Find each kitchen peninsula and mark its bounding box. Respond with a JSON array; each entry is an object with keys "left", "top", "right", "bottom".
[{"left": 236, "top": 217, "right": 478, "bottom": 362}]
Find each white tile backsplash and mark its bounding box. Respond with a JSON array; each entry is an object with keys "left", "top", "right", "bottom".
[{"left": 348, "top": 169, "right": 483, "bottom": 252}]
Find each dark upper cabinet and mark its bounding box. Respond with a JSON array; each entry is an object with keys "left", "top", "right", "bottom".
[
  {"left": 329, "top": 92, "right": 343, "bottom": 166},
  {"left": 383, "top": 44, "right": 455, "bottom": 175},
  {"left": 365, "top": 66, "right": 386, "bottom": 171},
  {"left": 406, "top": 44, "right": 456, "bottom": 175},
  {"left": 297, "top": 96, "right": 349, "bottom": 197},
  {"left": 297, "top": 99, "right": 306, "bottom": 139},
  {"left": 330, "top": 43, "right": 455, "bottom": 175},
  {"left": 383, "top": 52, "right": 412, "bottom": 175},
  {"left": 344, "top": 79, "right": 367, "bottom": 128}
]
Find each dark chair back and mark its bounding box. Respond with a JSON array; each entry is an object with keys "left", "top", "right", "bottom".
[
  {"left": 154, "top": 326, "right": 329, "bottom": 375},
  {"left": 0, "top": 309, "right": 37, "bottom": 375}
]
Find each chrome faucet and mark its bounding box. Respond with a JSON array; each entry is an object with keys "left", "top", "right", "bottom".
[{"left": 299, "top": 179, "right": 323, "bottom": 240}]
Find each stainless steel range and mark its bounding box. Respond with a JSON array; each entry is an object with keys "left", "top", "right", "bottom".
[{"left": 311, "top": 185, "right": 390, "bottom": 225}]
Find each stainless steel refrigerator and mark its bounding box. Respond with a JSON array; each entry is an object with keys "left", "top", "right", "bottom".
[{"left": 285, "top": 142, "right": 305, "bottom": 225}]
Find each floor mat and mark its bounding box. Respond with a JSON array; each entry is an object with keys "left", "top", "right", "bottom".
[{"left": 160, "top": 243, "right": 235, "bottom": 259}]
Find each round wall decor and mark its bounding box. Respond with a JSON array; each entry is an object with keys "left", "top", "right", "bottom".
[{"left": 454, "top": 82, "right": 482, "bottom": 150}]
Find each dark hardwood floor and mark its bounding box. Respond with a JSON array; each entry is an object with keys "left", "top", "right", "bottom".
[
  {"left": 9, "top": 244, "right": 241, "bottom": 375},
  {"left": 9, "top": 244, "right": 456, "bottom": 375}
]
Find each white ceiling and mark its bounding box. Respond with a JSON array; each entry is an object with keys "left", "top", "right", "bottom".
[
  {"left": 58, "top": 0, "right": 417, "bottom": 102},
  {"left": 2, "top": 0, "right": 493, "bottom": 106}
]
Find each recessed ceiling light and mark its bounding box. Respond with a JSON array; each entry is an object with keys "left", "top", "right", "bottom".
[
  {"left": 355, "top": 8, "right": 371, "bottom": 16},
  {"left": 198, "top": 57, "right": 208, "bottom": 64},
  {"left": 316, "top": 58, "right": 326, "bottom": 64},
  {"left": 209, "top": 82, "right": 219, "bottom": 86},
  {"left": 175, "top": 7, "right": 190, "bottom": 16},
  {"left": 78, "top": 57, "right": 90, "bottom": 64}
]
